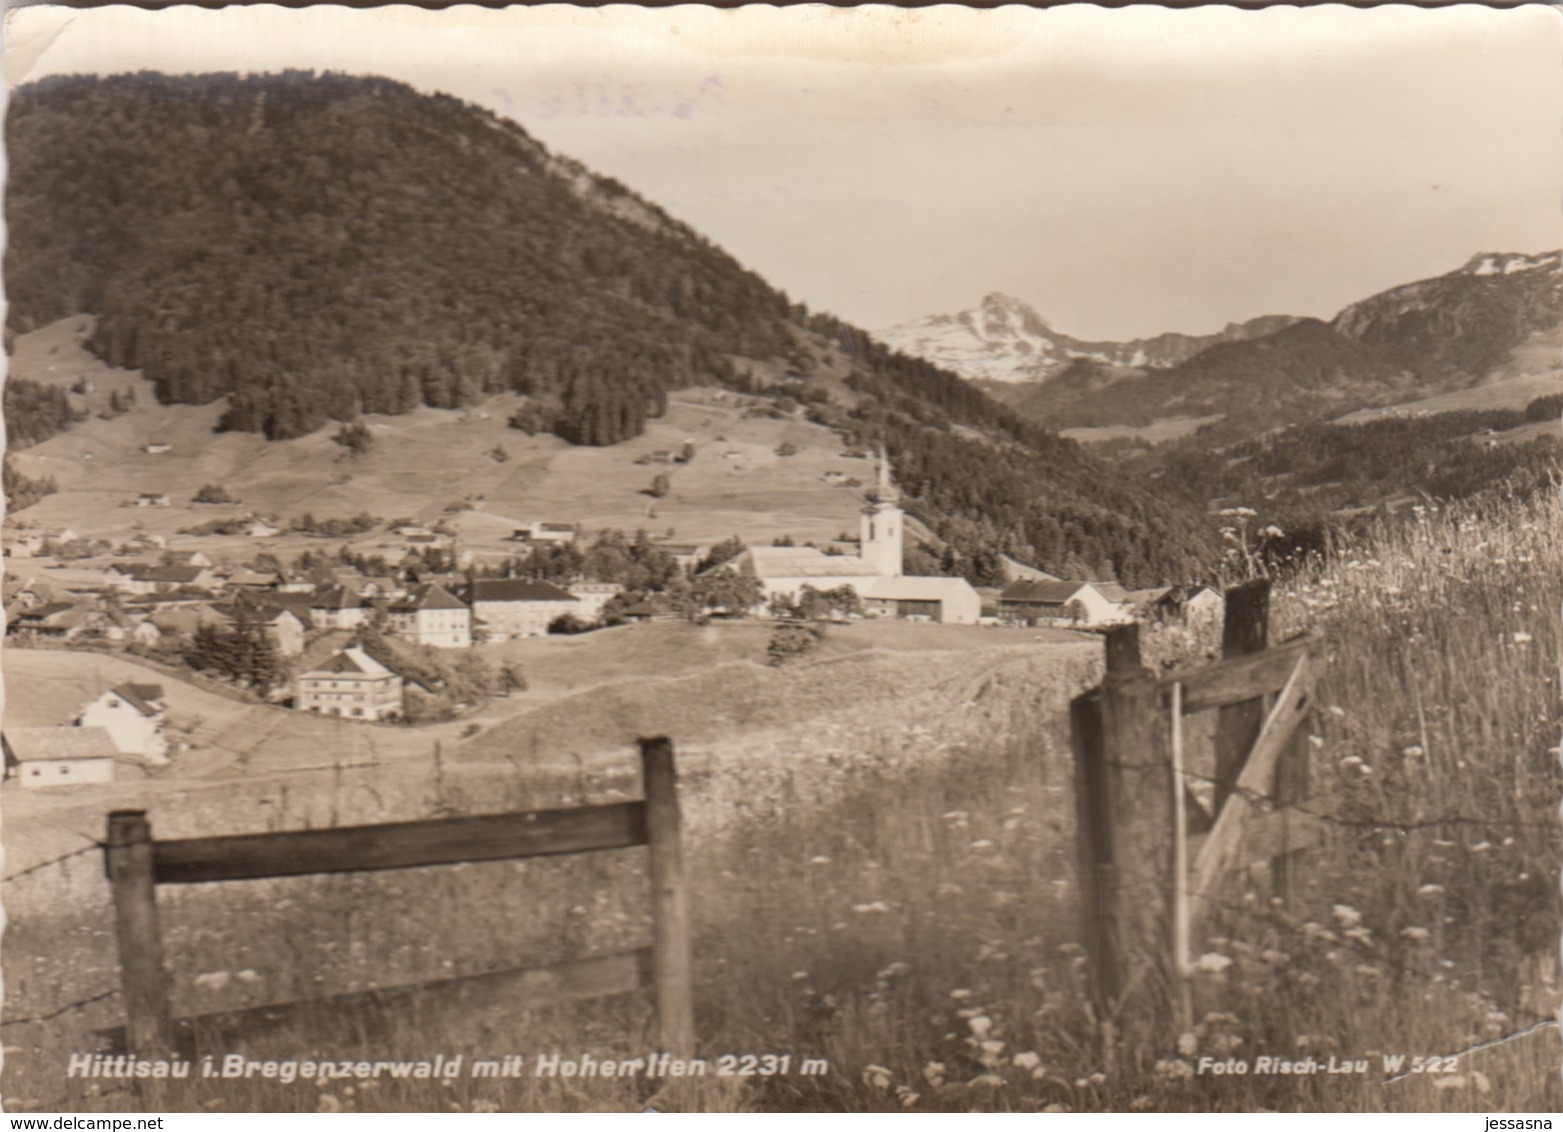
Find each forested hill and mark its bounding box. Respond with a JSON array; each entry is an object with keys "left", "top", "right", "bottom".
[
  {"left": 4, "top": 70, "right": 1218, "bottom": 585},
  {"left": 6, "top": 70, "right": 800, "bottom": 441}
]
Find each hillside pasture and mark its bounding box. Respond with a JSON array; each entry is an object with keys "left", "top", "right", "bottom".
[{"left": 6, "top": 320, "right": 887, "bottom": 557}]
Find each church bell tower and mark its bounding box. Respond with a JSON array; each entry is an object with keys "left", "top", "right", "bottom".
[{"left": 860, "top": 448, "right": 904, "bottom": 577}]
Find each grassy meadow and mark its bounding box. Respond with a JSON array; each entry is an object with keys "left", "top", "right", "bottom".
[{"left": 4, "top": 493, "right": 1561, "bottom": 1112}]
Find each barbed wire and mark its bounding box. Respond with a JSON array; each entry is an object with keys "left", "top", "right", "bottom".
[
  {"left": 1, "top": 988, "right": 117, "bottom": 1028},
  {"left": 1383, "top": 1019, "right": 1558, "bottom": 1084},
  {"left": 3, "top": 842, "right": 103, "bottom": 884}
]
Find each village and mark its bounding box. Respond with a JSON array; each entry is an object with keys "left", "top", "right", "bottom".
[{"left": 0, "top": 453, "right": 1221, "bottom": 790}]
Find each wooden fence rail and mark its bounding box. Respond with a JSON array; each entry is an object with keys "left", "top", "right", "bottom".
[{"left": 103, "top": 736, "right": 693, "bottom": 1060}]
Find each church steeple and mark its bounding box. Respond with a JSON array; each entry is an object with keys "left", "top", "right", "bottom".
[{"left": 860, "top": 446, "right": 903, "bottom": 577}]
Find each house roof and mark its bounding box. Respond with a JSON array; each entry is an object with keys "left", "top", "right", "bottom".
[
  {"left": 722, "top": 547, "right": 882, "bottom": 581},
  {"left": 468, "top": 579, "right": 576, "bottom": 603},
  {"left": 999, "top": 579, "right": 1095, "bottom": 604},
  {"left": 391, "top": 583, "right": 468, "bottom": 612},
  {"left": 103, "top": 683, "right": 165, "bottom": 717},
  {"left": 302, "top": 647, "right": 396, "bottom": 680},
  {"left": 131, "top": 564, "right": 207, "bottom": 584},
  {"left": 4, "top": 726, "right": 121, "bottom": 763},
  {"left": 19, "top": 601, "right": 82, "bottom": 622},
  {"left": 310, "top": 585, "right": 364, "bottom": 610},
  {"left": 858, "top": 576, "right": 979, "bottom": 603}
]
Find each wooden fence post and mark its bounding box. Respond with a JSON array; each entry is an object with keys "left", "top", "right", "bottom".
[
  {"left": 1070, "top": 688, "right": 1119, "bottom": 1012},
  {"left": 105, "top": 811, "right": 175, "bottom": 1057},
  {"left": 640, "top": 737, "right": 694, "bottom": 1057},
  {"left": 1271, "top": 712, "right": 1312, "bottom": 908},
  {"left": 1072, "top": 624, "right": 1173, "bottom": 1026},
  {"left": 1214, "top": 580, "right": 1270, "bottom": 811}
]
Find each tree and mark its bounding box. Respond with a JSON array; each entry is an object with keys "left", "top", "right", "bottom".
[
  {"left": 648, "top": 473, "right": 671, "bottom": 499},
  {"left": 193, "top": 483, "right": 237, "bottom": 504},
  {"left": 333, "top": 419, "right": 374, "bottom": 456},
  {"left": 692, "top": 571, "right": 763, "bottom": 618}
]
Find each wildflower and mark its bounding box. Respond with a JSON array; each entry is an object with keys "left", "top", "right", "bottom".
[
  {"left": 1328, "top": 705, "right": 1346, "bottom": 717},
  {"left": 1089, "top": 1072, "right": 1107, "bottom": 1086},
  {"left": 970, "top": 839, "right": 995, "bottom": 850},
  {"left": 968, "top": 1015, "right": 994, "bottom": 1039},
  {"left": 876, "top": 962, "right": 911, "bottom": 980},
  {"left": 1177, "top": 1032, "right": 1199, "bottom": 1056},
  {"left": 1355, "top": 964, "right": 1383, "bottom": 978},
  {"left": 1012, "top": 1052, "right": 1042, "bottom": 1073},
  {"left": 809, "top": 855, "right": 831, "bottom": 865},
  {"left": 1261, "top": 949, "right": 1291, "bottom": 965},
  {"left": 949, "top": 989, "right": 973, "bottom": 1000},
  {"left": 470, "top": 1100, "right": 500, "bottom": 1113},
  {"left": 1512, "top": 632, "right": 1533, "bottom": 644},
  {"left": 922, "top": 1062, "right": 946, "bottom": 1087},
  {"left": 1470, "top": 1071, "right": 1491, "bottom": 1095},
  {"left": 1344, "top": 926, "right": 1372, "bottom": 943},
  {"left": 1402, "top": 745, "right": 1424, "bottom": 758},
  {"left": 895, "top": 1085, "right": 920, "bottom": 1107},
  {"left": 791, "top": 971, "right": 809, "bottom": 981},
  {"left": 1418, "top": 883, "right": 1445, "bottom": 896},
  {"left": 193, "top": 971, "right": 231, "bottom": 992},
  {"left": 968, "top": 1074, "right": 1005, "bottom": 1088},
  {"left": 1309, "top": 734, "right": 1325, "bottom": 748},
  {"left": 1431, "top": 1075, "right": 1467, "bottom": 1091},
  {"left": 1193, "top": 952, "right": 1232, "bottom": 975},
  {"left": 1401, "top": 926, "right": 1431, "bottom": 941},
  {"left": 1472, "top": 841, "right": 1493, "bottom": 852},
  {"left": 852, "top": 901, "right": 891, "bottom": 914},
  {"left": 863, "top": 1065, "right": 893, "bottom": 1090},
  {"left": 978, "top": 1040, "right": 1006, "bottom": 1061},
  {"left": 1332, "top": 904, "right": 1363, "bottom": 929},
  {"left": 317, "top": 1095, "right": 343, "bottom": 1114},
  {"left": 1340, "top": 755, "right": 1363, "bottom": 769},
  {"left": 1154, "top": 1058, "right": 1195, "bottom": 1079}
]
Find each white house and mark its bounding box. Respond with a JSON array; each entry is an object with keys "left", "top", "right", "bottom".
[
  {"left": 296, "top": 647, "right": 403, "bottom": 721},
  {"left": 76, "top": 683, "right": 168, "bottom": 760},
  {"left": 309, "top": 585, "right": 368, "bottom": 631},
  {"left": 3, "top": 727, "right": 120, "bottom": 787},
  {"left": 386, "top": 584, "right": 472, "bottom": 649}
]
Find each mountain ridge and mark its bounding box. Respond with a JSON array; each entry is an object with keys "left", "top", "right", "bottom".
[{"left": 874, "top": 292, "right": 1303, "bottom": 384}]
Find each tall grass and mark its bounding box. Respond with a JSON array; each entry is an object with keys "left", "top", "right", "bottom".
[{"left": 4, "top": 493, "right": 1560, "bottom": 1111}]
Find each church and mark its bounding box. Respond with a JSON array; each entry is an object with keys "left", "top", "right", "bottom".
[{"left": 710, "top": 456, "right": 982, "bottom": 624}]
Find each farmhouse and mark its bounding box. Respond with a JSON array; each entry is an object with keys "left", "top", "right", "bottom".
[
  {"left": 296, "top": 647, "right": 403, "bottom": 721},
  {"left": 5, "top": 532, "right": 45, "bottom": 558},
  {"left": 210, "top": 602, "right": 307, "bottom": 656},
  {"left": 245, "top": 519, "right": 282, "bottom": 538},
  {"left": 134, "top": 493, "right": 171, "bottom": 508},
  {"left": 3, "top": 727, "right": 120, "bottom": 788},
  {"left": 76, "top": 684, "right": 168, "bottom": 759},
  {"left": 465, "top": 579, "right": 576, "bottom": 641},
  {"left": 8, "top": 601, "right": 101, "bottom": 640},
  {"left": 858, "top": 576, "right": 982, "bottom": 624},
  {"left": 998, "top": 580, "right": 1131, "bottom": 627},
  {"left": 512, "top": 522, "right": 577, "bottom": 546},
  {"left": 386, "top": 583, "right": 472, "bottom": 649},
  {"left": 117, "top": 563, "right": 217, "bottom": 595},
  {"left": 309, "top": 585, "right": 368, "bottom": 631}
]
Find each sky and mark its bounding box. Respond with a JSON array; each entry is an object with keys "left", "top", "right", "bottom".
[{"left": 6, "top": 4, "right": 1561, "bottom": 340}]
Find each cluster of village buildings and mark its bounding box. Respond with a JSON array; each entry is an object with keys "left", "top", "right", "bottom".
[{"left": 2, "top": 461, "right": 1221, "bottom": 788}]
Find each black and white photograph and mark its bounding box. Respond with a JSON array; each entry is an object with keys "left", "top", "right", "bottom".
[{"left": 2, "top": 2, "right": 1561, "bottom": 1115}]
